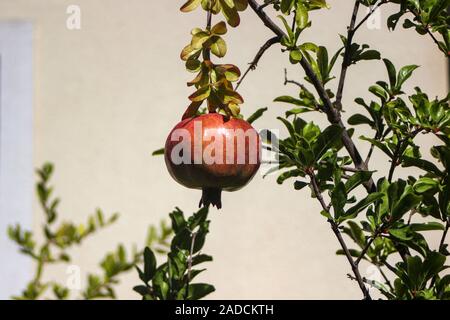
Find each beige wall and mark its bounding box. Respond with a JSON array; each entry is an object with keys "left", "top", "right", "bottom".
[{"left": 0, "top": 0, "right": 447, "bottom": 299}]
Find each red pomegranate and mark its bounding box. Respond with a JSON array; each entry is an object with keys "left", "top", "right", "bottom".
[{"left": 164, "top": 113, "right": 261, "bottom": 209}]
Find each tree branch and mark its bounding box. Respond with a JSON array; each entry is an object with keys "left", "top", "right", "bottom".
[
  {"left": 335, "top": 1, "right": 360, "bottom": 109},
  {"left": 408, "top": 8, "right": 449, "bottom": 55},
  {"left": 248, "top": 0, "right": 375, "bottom": 192},
  {"left": 428, "top": 218, "right": 450, "bottom": 288},
  {"left": 378, "top": 266, "right": 394, "bottom": 291},
  {"left": 202, "top": 10, "right": 212, "bottom": 61},
  {"left": 336, "top": 1, "right": 388, "bottom": 108},
  {"left": 309, "top": 172, "right": 371, "bottom": 300},
  {"left": 438, "top": 219, "right": 450, "bottom": 253},
  {"left": 236, "top": 36, "right": 280, "bottom": 89},
  {"left": 355, "top": 225, "right": 385, "bottom": 266},
  {"left": 388, "top": 129, "right": 423, "bottom": 182},
  {"left": 284, "top": 69, "right": 324, "bottom": 111},
  {"left": 185, "top": 231, "right": 198, "bottom": 299},
  {"left": 283, "top": 68, "right": 304, "bottom": 88},
  {"left": 353, "top": 0, "right": 388, "bottom": 33}
]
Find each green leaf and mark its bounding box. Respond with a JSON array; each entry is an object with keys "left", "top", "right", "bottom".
[
  {"left": 336, "top": 248, "right": 362, "bottom": 258},
  {"left": 187, "top": 283, "right": 215, "bottom": 300},
  {"left": 222, "top": 89, "right": 244, "bottom": 104},
  {"left": 180, "top": 0, "right": 201, "bottom": 12},
  {"left": 348, "top": 114, "right": 374, "bottom": 126},
  {"left": 188, "top": 206, "right": 209, "bottom": 230},
  {"left": 274, "top": 96, "right": 307, "bottom": 106},
  {"left": 389, "top": 227, "right": 414, "bottom": 241},
  {"left": 342, "top": 192, "right": 384, "bottom": 220},
  {"left": 169, "top": 208, "right": 186, "bottom": 234},
  {"left": 346, "top": 221, "right": 366, "bottom": 248},
  {"left": 396, "top": 65, "right": 419, "bottom": 90},
  {"left": 234, "top": 0, "right": 248, "bottom": 11},
  {"left": 277, "top": 117, "right": 296, "bottom": 138},
  {"left": 211, "top": 21, "right": 227, "bottom": 35},
  {"left": 289, "top": 50, "right": 303, "bottom": 64},
  {"left": 143, "top": 247, "right": 156, "bottom": 282},
  {"left": 360, "top": 136, "right": 393, "bottom": 158},
  {"left": 191, "top": 31, "right": 210, "bottom": 50},
  {"left": 277, "top": 169, "right": 302, "bottom": 184},
  {"left": 329, "top": 47, "right": 344, "bottom": 73},
  {"left": 280, "top": 0, "right": 295, "bottom": 14},
  {"left": 295, "top": 2, "right": 309, "bottom": 30},
  {"left": 133, "top": 285, "right": 150, "bottom": 296},
  {"left": 216, "top": 64, "right": 241, "bottom": 82},
  {"left": 277, "top": 15, "right": 294, "bottom": 41},
  {"left": 186, "top": 59, "right": 201, "bottom": 72},
  {"left": 332, "top": 182, "right": 347, "bottom": 219},
  {"left": 387, "top": 10, "right": 405, "bottom": 31},
  {"left": 152, "top": 268, "right": 169, "bottom": 300},
  {"left": 246, "top": 107, "right": 268, "bottom": 124},
  {"left": 312, "top": 125, "right": 343, "bottom": 161},
  {"left": 152, "top": 148, "right": 164, "bottom": 156},
  {"left": 294, "top": 180, "right": 309, "bottom": 190},
  {"left": 391, "top": 186, "right": 422, "bottom": 221},
  {"left": 413, "top": 177, "right": 439, "bottom": 194},
  {"left": 406, "top": 255, "right": 423, "bottom": 289},
  {"left": 210, "top": 36, "right": 227, "bottom": 57},
  {"left": 401, "top": 156, "right": 442, "bottom": 176},
  {"left": 369, "top": 85, "right": 389, "bottom": 102},
  {"left": 317, "top": 46, "right": 329, "bottom": 82},
  {"left": 135, "top": 265, "right": 146, "bottom": 283},
  {"left": 189, "top": 85, "right": 211, "bottom": 102},
  {"left": 357, "top": 49, "right": 380, "bottom": 61},
  {"left": 423, "top": 252, "right": 446, "bottom": 282},
  {"left": 220, "top": 0, "right": 240, "bottom": 27},
  {"left": 410, "top": 222, "right": 445, "bottom": 232},
  {"left": 285, "top": 108, "right": 312, "bottom": 117},
  {"left": 383, "top": 58, "right": 397, "bottom": 89},
  {"left": 192, "top": 254, "right": 213, "bottom": 266},
  {"left": 344, "top": 171, "right": 373, "bottom": 193}
]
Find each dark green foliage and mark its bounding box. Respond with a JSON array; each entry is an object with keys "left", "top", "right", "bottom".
[
  {"left": 133, "top": 207, "right": 214, "bottom": 300},
  {"left": 261, "top": 0, "right": 450, "bottom": 300}
]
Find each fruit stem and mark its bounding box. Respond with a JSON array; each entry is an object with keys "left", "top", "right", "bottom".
[{"left": 200, "top": 187, "right": 222, "bottom": 209}]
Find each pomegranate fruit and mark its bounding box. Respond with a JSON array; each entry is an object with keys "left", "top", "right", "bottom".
[{"left": 164, "top": 113, "right": 261, "bottom": 209}]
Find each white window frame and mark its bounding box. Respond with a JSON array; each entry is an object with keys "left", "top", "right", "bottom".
[{"left": 0, "top": 22, "right": 33, "bottom": 299}]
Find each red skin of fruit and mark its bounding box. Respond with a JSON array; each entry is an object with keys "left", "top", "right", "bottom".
[{"left": 164, "top": 113, "right": 261, "bottom": 209}]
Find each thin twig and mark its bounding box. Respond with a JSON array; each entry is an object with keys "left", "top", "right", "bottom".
[
  {"left": 388, "top": 129, "right": 423, "bottom": 182},
  {"left": 383, "top": 260, "right": 397, "bottom": 274},
  {"left": 408, "top": 9, "right": 448, "bottom": 55},
  {"left": 355, "top": 224, "right": 386, "bottom": 266},
  {"left": 429, "top": 219, "right": 450, "bottom": 288},
  {"left": 259, "top": 0, "right": 279, "bottom": 11},
  {"left": 203, "top": 10, "right": 212, "bottom": 61},
  {"left": 236, "top": 36, "right": 280, "bottom": 89},
  {"left": 309, "top": 172, "right": 371, "bottom": 300},
  {"left": 341, "top": 166, "right": 360, "bottom": 173},
  {"left": 388, "top": 133, "right": 402, "bottom": 182},
  {"left": 438, "top": 219, "right": 450, "bottom": 253},
  {"left": 378, "top": 266, "right": 394, "bottom": 291},
  {"left": 347, "top": 273, "right": 393, "bottom": 297},
  {"left": 336, "top": 1, "right": 388, "bottom": 108},
  {"left": 353, "top": 0, "right": 388, "bottom": 33},
  {"left": 283, "top": 69, "right": 305, "bottom": 89},
  {"left": 185, "top": 231, "right": 198, "bottom": 299},
  {"left": 335, "top": 1, "right": 360, "bottom": 109}
]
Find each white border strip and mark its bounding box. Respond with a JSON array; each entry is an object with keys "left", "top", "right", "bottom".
[{"left": 0, "top": 22, "right": 33, "bottom": 299}]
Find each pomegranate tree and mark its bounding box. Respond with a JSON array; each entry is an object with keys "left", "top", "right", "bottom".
[{"left": 163, "top": 0, "right": 450, "bottom": 301}]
